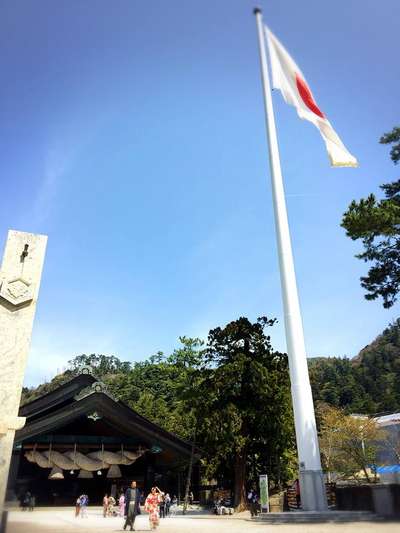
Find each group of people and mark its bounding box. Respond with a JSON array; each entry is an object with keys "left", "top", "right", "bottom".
[
  {"left": 75, "top": 494, "right": 89, "bottom": 517},
  {"left": 102, "top": 493, "right": 120, "bottom": 516},
  {"left": 122, "top": 481, "right": 166, "bottom": 531},
  {"left": 108, "top": 481, "right": 176, "bottom": 530},
  {"left": 213, "top": 497, "right": 234, "bottom": 515},
  {"left": 158, "top": 492, "right": 175, "bottom": 517},
  {"left": 72, "top": 481, "right": 180, "bottom": 529}
]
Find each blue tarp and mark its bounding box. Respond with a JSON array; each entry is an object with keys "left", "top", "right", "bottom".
[{"left": 376, "top": 464, "right": 400, "bottom": 473}]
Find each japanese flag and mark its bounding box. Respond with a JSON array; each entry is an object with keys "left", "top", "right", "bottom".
[{"left": 265, "top": 27, "right": 358, "bottom": 167}]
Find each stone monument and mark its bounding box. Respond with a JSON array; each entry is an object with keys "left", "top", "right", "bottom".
[{"left": 0, "top": 230, "right": 47, "bottom": 514}]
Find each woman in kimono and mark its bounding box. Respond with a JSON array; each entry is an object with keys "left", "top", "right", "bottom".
[
  {"left": 144, "top": 487, "right": 163, "bottom": 530},
  {"left": 118, "top": 491, "right": 125, "bottom": 517},
  {"left": 108, "top": 495, "right": 116, "bottom": 516}
]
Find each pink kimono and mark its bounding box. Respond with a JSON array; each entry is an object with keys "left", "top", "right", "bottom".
[
  {"left": 145, "top": 492, "right": 161, "bottom": 529},
  {"left": 119, "top": 494, "right": 125, "bottom": 516}
]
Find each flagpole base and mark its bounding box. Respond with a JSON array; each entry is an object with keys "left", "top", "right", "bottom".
[{"left": 299, "top": 470, "right": 328, "bottom": 511}]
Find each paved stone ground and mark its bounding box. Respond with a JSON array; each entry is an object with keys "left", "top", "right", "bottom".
[{"left": 5, "top": 508, "right": 400, "bottom": 533}]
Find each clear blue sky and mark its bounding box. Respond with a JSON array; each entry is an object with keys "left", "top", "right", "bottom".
[{"left": 1, "top": 0, "right": 399, "bottom": 386}]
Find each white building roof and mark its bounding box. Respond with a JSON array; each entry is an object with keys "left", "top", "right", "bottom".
[{"left": 375, "top": 413, "right": 400, "bottom": 427}]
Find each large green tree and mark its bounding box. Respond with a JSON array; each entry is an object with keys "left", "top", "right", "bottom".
[
  {"left": 342, "top": 126, "right": 400, "bottom": 308},
  {"left": 190, "top": 317, "right": 296, "bottom": 510}
]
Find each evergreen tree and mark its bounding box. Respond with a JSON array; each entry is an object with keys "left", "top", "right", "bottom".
[
  {"left": 342, "top": 126, "right": 400, "bottom": 308},
  {"left": 189, "top": 317, "right": 296, "bottom": 509}
]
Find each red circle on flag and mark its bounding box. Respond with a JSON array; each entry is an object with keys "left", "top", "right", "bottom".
[{"left": 295, "top": 73, "right": 325, "bottom": 119}]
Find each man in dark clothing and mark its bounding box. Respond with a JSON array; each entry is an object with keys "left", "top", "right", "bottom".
[
  {"left": 247, "top": 488, "right": 259, "bottom": 517},
  {"left": 124, "top": 481, "right": 141, "bottom": 531}
]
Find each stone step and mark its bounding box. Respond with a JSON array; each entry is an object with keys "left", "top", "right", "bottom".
[{"left": 254, "top": 511, "right": 380, "bottom": 523}]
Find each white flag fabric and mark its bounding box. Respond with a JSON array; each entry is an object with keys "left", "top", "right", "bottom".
[{"left": 265, "top": 27, "right": 358, "bottom": 167}]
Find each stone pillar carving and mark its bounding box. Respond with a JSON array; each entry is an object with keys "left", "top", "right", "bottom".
[{"left": 0, "top": 230, "right": 47, "bottom": 513}]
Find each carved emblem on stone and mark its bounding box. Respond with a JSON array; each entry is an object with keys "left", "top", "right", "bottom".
[{"left": 0, "top": 277, "right": 34, "bottom": 307}]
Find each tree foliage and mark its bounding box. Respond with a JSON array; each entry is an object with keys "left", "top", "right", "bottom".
[
  {"left": 189, "top": 317, "right": 296, "bottom": 509},
  {"left": 342, "top": 126, "right": 400, "bottom": 308},
  {"left": 68, "top": 353, "right": 131, "bottom": 375},
  {"left": 318, "top": 404, "right": 384, "bottom": 483},
  {"left": 380, "top": 126, "right": 400, "bottom": 165}
]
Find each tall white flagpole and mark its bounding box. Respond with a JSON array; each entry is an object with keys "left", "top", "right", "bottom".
[{"left": 253, "top": 7, "right": 327, "bottom": 511}]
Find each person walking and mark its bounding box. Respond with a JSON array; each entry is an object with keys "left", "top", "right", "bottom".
[
  {"left": 247, "top": 487, "right": 259, "bottom": 517},
  {"left": 144, "top": 487, "right": 162, "bottom": 530},
  {"left": 124, "top": 480, "right": 141, "bottom": 531}
]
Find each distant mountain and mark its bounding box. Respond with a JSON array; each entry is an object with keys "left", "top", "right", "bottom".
[{"left": 309, "top": 319, "right": 400, "bottom": 414}]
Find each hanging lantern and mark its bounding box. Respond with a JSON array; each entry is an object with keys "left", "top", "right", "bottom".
[
  {"left": 70, "top": 470, "right": 74, "bottom": 475},
  {"left": 48, "top": 467, "right": 64, "bottom": 480},
  {"left": 72, "top": 443, "right": 77, "bottom": 475},
  {"left": 107, "top": 465, "right": 121, "bottom": 478},
  {"left": 97, "top": 443, "right": 104, "bottom": 475},
  {"left": 78, "top": 470, "right": 92, "bottom": 479}
]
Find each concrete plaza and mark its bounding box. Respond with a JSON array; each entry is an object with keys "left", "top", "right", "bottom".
[{"left": 5, "top": 508, "right": 400, "bottom": 533}]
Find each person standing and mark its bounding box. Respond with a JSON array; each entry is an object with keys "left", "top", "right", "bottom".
[
  {"left": 22, "top": 491, "right": 31, "bottom": 511},
  {"left": 75, "top": 496, "right": 81, "bottom": 517},
  {"left": 144, "top": 487, "right": 162, "bottom": 530},
  {"left": 29, "top": 493, "right": 35, "bottom": 511},
  {"left": 119, "top": 491, "right": 125, "bottom": 517},
  {"left": 164, "top": 493, "right": 171, "bottom": 517},
  {"left": 108, "top": 495, "right": 116, "bottom": 516},
  {"left": 170, "top": 495, "right": 178, "bottom": 516},
  {"left": 80, "top": 494, "right": 89, "bottom": 518},
  {"left": 292, "top": 478, "right": 301, "bottom": 509},
  {"left": 124, "top": 481, "right": 141, "bottom": 531},
  {"left": 159, "top": 492, "right": 165, "bottom": 519},
  {"left": 103, "top": 494, "right": 109, "bottom": 518}
]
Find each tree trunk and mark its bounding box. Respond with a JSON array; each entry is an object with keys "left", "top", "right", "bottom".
[
  {"left": 183, "top": 441, "right": 195, "bottom": 514},
  {"left": 234, "top": 452, "right": 247, "bottom": 511},
  {"left": 362, "top": 465, "right": 371, "bottom": 483}
]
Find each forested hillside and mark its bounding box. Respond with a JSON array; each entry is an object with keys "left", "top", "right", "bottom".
[
  {"left": 22, "top": 319, "right": 400, "bottom": 418},
  {"left": 309, "top": 319, "right": 400, "bottom": 413}
]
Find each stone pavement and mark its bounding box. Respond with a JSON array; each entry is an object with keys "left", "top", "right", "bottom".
[{"left": 5, "top": 508, "right": 400, "bottom": 533}]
